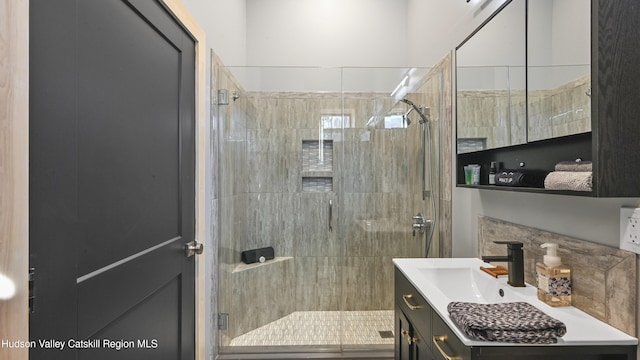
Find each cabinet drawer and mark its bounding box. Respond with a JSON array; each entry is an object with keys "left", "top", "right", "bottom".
[
  {"left": 395, "top": 268, "right": 431, "bottom": 341},
  {"left": 431, "top": 311, "right": 471, "bottom": 360}
]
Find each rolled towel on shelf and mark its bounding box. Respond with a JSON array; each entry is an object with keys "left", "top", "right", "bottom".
[
  {"left": 447, "top": 301, "right": 567, "bottom": 344},
  {"left": 544, "top": 171, "right": 592, "bottom": 192},
  {"left": 555, "top": 160, "right": 592, "bottom": 172}
]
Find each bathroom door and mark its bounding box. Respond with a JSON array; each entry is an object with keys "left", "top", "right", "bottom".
[{"left": 29, "top": 1, "right": 196, "bottom": 359}]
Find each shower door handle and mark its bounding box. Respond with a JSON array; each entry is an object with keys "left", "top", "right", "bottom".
[{"left": 328, "top": 199, "right": 333, "bottom": 232}]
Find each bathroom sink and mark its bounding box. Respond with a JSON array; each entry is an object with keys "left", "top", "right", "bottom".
[
  {"left": 416, "top": 266, "right": 511, "bottom": 303},
  {"left": 393, "top": 258, "right": 638, "bottom": 347}
]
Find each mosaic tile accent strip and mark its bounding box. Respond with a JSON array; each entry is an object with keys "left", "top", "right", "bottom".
[
  {"left": 229, "top": 310, "right": 394, "bottom": 346},
  {"left": 302, "top": 140, "right": 333, "bottom": 172},
  {"left": 301, "top": 177, "right": 333, "bottom": 192}
]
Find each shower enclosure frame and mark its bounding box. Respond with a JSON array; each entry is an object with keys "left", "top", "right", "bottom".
[{"left": 211, "top": 60, "right": 453, "bottom": 358}]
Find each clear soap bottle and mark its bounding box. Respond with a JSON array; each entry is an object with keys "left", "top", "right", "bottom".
[{"left": 536, "top": 243, "right": 572, "bottom": 307}]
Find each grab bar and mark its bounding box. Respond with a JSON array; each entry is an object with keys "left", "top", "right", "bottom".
[{"left": 328, "top": 199, "right": 333, "bottom": 232}]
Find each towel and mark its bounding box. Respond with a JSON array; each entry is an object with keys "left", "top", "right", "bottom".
[
  {"left": 544, "top": 171, "right": 592, "bottom": 192},
  {"left": 447, "top": 302, "right": 567, "bottom": 344},
  {"left": 555, "top": 160, "right": 592, "bottom": 172}
]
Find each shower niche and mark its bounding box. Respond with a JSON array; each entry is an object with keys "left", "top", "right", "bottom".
[{"left": 301, "top": 139, "right": 334, "bottom": 192}]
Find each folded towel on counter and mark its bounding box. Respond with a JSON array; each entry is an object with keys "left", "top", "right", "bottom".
[
  {"left": 494, "top": 170, "right": 546, "bottom": 188},
  {"left": 447, "top": 302, "right": 567, "bottom": 344},
  {"left": 544, "top": 171, "right": 592, "bottom": 192},
  {"left": 555, "top": 160, "right": 592, "bottom": 172}
]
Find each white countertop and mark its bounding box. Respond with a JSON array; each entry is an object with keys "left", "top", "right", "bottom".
[{"left": 393, "top": 258, "right": 638, "bottom": 347}]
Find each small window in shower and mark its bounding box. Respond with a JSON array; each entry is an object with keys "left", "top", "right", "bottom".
[
  {"left": 384, "top": 114, "right": 405, "bottom": 129},
  {"left": 302, "top": 140, "right": 333, "bottom": 192},
  {"left": 321, "top": 114, "right": 351, "bottom": 129}
]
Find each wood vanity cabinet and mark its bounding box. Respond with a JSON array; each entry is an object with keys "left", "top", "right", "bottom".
[
  {"left": 456, "top": 0, "right": 640, "bottom": 197},
  {"left": 394, "top": 268, "right": 637, "bottom": 360}
]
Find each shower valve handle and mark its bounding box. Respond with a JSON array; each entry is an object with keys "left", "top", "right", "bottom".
[{"left": 412, "top": 213, "right": 429, "bottom": 236}]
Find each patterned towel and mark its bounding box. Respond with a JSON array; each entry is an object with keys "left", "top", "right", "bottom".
[{"left": 447, "top": 302, "right": 567, "bottom": 344}]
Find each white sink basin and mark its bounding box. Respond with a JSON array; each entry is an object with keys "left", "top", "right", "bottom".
[
  {"left": 416, "top": 266, "right": 508, "bottom": 303},
  {"left": 393, "top": 258, "right": 638, "bottom": 347}
]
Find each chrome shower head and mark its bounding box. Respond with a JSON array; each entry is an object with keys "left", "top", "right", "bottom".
[
  {"left": 402, "top": 107, "right": 414, "bottom": 126},
  {"left": 400, "top": 98, "right": 430, "bottom": 125}
]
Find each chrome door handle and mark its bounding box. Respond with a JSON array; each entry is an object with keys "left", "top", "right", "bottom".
[
  {"left": 328, "top": 199, "right": 333, "bottom": 232},
  {"left": 185, "top": 241, "right": 204, "bottom": 257}
]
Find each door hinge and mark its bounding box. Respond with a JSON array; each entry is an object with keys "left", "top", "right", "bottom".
[
  {"left": 217, "top": 313, "right": 228, "bottom": 330},
  {"left": 29, "top": 268, "right": 35, "bottom": 314}
]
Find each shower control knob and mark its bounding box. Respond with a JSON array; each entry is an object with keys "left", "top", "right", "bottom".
[{"left": 411, "top": 213, "right": 429, "bottom": 236}]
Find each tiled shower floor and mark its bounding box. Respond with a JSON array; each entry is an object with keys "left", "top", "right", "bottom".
[{"left": 229, "top": 310, "right": 395, "bottom": 346}]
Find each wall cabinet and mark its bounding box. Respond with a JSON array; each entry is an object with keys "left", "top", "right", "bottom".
[
  {"left": 456, "top": 0, "right": 640, "bottom": 197},
  {"left": 394, "top": 268, "right": 637, "bottom": 360}
]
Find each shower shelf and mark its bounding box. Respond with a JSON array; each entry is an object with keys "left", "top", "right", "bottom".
[
  {"left": 232, "top": 256, "right": 293, "bottom": 273},
  {"left": 301, "top": 171, "right": 333, "bottom": 178}
]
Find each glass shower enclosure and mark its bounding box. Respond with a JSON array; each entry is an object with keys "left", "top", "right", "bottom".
[{"left": 214, "top": 64, "right": 443, "bottom": 356}]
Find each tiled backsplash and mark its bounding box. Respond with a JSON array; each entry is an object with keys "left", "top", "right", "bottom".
[{"left": 478, "top": 216, "right": 637, "bottom": 336}]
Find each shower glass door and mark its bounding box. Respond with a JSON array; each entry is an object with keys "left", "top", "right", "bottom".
[{"left": 215, "top": 64, "right": 440, "bottom": 355}]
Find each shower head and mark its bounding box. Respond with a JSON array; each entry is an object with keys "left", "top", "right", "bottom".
[
  {"left": 400, "top": 98, "right": 430, "bottom": 125},
  {"left": 402, "top": 107, "right": 414, "bottom": 126}
]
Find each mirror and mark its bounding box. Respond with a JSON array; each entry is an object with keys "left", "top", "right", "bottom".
[
  {"left": 527, "top": 0, "right": 591, "bottom": 142},
  {"left": 456, "top": 0, "right": 526, "bottom": 154}
]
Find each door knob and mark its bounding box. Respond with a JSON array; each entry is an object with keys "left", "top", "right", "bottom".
[{"left": 185, "top": 241, "right": 204, "bottom": 257}]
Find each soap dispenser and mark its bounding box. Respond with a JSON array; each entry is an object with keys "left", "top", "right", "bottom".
[{"left": 536, "top": 243, "right": 572, "bottom": 307}]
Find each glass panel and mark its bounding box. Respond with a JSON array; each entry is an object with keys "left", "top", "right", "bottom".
[
  {"left": 340, "top": 67, "right": 440, "bottom": 352},
  {"left": 217, "top": 66, "right": 343, "bottom": 353},
  {"left": 216, "top": 64, "right": 440, "bottom": 355},
  {"left": 456, "top": 0, "right": 527, "bottom": 153},
  {"left": 527, "top": 0, "right": 591, "bottom": 142}
]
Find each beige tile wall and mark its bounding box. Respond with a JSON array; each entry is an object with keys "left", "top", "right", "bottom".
[
  {"left": 479, "top": 216, "right": 637, "bottom": 336},
  {"left": 457, "top": 74, "right": 590, "bottom": 149}
]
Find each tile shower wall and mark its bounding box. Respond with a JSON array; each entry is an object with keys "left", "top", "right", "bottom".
[
  {"left": 528, "top": 74, "right": 591, "bottom": 141},
  {"left": 457, "top": 74, "right": 590, "bottom": 147},
  {"left": 216, "top": 58, "right": 454, "bottom": 345},
  {"left": 456, "top": 89, "right": 527, "bottom": 149}
]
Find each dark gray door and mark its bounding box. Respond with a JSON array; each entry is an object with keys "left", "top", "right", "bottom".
[{"left": 29, "top": 0, "right": 196, "bottom": 359}]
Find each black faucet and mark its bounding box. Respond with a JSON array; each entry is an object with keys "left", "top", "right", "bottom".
[{"left": 481, "top": 241, "right": 525, "bottom": 287}]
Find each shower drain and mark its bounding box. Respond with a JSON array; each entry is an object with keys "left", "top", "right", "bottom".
[{"left": 378, "top": 331, "right": 394, "bottom": 339}]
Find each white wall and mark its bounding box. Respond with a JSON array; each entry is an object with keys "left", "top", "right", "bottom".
[
  {"left": 245, "top": 0, "right": 408, "bottom": 67},
  {"left": 453, "top": 189, "right": 640, "bottom": 257},
  {"left": 181, "top": 0, "right": 247, "bottom": 66},
  {"left": 407, "top": 0, "right": 510, "bottom": 67}
]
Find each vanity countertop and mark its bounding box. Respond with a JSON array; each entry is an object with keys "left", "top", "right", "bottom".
[{"left": 393, "top": 257, "right": 638, "bottom": 347}]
